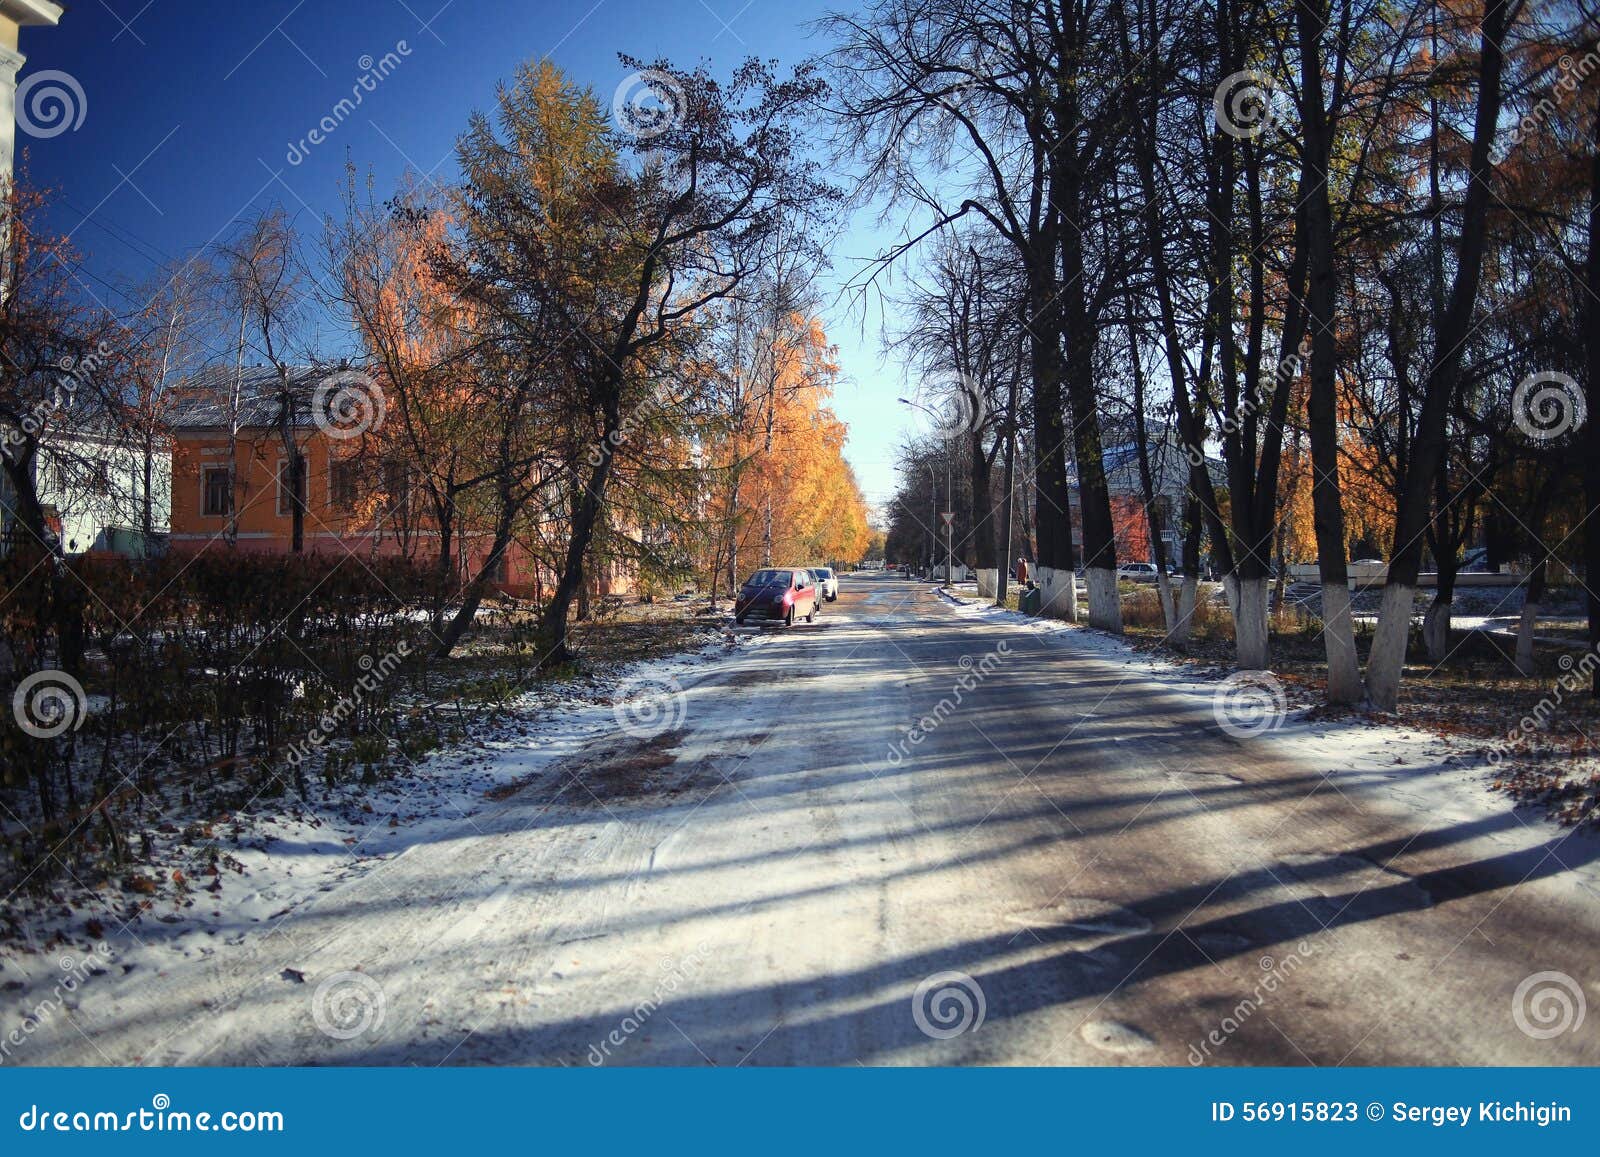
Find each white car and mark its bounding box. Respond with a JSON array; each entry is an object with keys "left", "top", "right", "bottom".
[
  {"left": 1116, "top": 562, "right": 1160, "bottom": 582},
  {"left": 810, "top": 566, "right": 839, "bottom": 602}
]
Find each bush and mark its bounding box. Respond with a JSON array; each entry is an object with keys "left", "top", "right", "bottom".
[
  {"left": 1, "top": 549, "right": 443, "bottom": 887},
  {"left": 1121, "top": 584, "right": 1230, "bottom": 640}
]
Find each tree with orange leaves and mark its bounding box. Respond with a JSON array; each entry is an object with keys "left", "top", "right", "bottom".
[{"left": 705, "top": 296, "right": 869, "bottom": 598}]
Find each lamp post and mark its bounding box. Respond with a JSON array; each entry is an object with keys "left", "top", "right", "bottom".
[{"left": 899, "top": 397, "right": 953, "bottom": 588}]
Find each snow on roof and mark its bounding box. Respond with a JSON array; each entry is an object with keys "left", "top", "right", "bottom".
[{"left": 167, "top": 365, "right": 352, "bottom": 430}]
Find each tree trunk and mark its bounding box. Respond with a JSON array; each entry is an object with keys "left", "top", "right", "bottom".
[
  {"left": 995, "top": 364, "right": 1019, "bottom": 609},
  {"left": 435, "top": 514, "right": 516, "bottom": 658},
  {"left": 968, "top": 429, "right": 995, "bottom": 571},
  {"left": 1128, "top": 328, "right": 1175, "bottom": 632},
  {"left": 141, "top": 437, "right": 155, "bottom": 543},
  {"left": 1423, "top": 562, "right": 1457, "bottom": 665},
  {"left": 1, "top": 446, "right": 49, "bottom": 548},
  {"left": 1368, "top": 0, "right": 1510, "bottom": 711},
  {"left": 1170, "top": 491, "right": 1203, "bottom": 648},
  {"left": 1058, "top": 168, "right": 1120, "bottom": 633},
  {"left": 1027, "top": 265, "right": 1079, "bottom": 621},
  {"left": 1299, "top": 0, "right": 1363, "bottom": 704},
  {"left": 1514, "top": 557, "right": 1547, "bottom": 677},
  {"left": 537, "top": 400, "right": 623, "bottom": 661},
  {"left": 1585, "top": 85, "right": 1600, "bottom": 695}
]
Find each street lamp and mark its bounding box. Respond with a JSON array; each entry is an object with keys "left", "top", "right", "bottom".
[
  {"left": 899, "top": 397, "right": 953, "bottom": 589},
  {"left": 922, "top": 461, "right": 936, "bottom": 578}
]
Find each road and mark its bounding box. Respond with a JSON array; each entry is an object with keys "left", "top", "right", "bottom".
[{"left": 28, "top": 574, "right": 1600, "bottom": 1065}]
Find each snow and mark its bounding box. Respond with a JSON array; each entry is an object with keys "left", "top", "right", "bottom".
[
  {"left": 6, "top": 580, "right": 1595, "bottom": 1066},
  {"left": 933, "top": 585, "right": 1600, "bottom": 901},
  {"left": 0, "top": 627, "right": 779, "bottom": 1064}
]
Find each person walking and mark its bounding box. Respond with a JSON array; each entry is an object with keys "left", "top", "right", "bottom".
[{"left": 1014, "top": 556, "right": 1031, "bottom": 587}]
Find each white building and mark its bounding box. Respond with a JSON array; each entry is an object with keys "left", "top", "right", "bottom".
[{"left": 0, "top": 0, "right": 64, "bottom": 184}]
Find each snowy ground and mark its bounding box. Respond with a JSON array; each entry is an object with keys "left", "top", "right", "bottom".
[
  {"left": 7, "top": 577, "right": 1596, "bottom": 1066},
  {"left": 935, "top": 585, "right": 1599, "bottom": 855},
  {"left": 1, "top": 628, "right": 776, "bottom": 1065}
]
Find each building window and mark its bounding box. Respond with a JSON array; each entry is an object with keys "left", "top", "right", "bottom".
[
  {"left": 202, "top": 467, "right": 232, "bottom": 517},
  {"left": 330, "top": 459, "right": 360, "bottom": 508},
  {"left": 485, "top": 551, "right": 508, "bottom": 584},
  {"left": 381, "top": 460, "right": 409, "bottom": 513},
  {"left": 277, "top": 455, "right": 308, "bottom": 517}
]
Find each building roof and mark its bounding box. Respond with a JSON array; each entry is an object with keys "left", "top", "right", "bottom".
[{"left": 167, "top": 364, "right": 351, "bottom": 431}]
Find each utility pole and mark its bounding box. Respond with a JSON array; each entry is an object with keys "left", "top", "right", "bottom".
[
  {"left": 943, "top": 433, "right": 953, "bottom": 588},
  {"left": 996, "top": 345, "right": 1020, "bottom": 608},
  {"left": 901, "top": 396, "right": 956, "bottom": 586}
]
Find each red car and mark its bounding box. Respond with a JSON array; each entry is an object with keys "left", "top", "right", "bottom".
[{"left": 735, "top": 568, "right": 819, "bottom": 626}]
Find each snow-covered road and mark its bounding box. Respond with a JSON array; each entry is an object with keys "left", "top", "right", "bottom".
[{"left": 18, "top": 575, "right": 1600, "bottom": 1065}]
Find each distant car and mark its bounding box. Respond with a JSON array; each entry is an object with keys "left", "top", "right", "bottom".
[
  {"left": 1351, "top": 558, "right": 1385, "bottom": 566},
  {"left": 735, "top": 567, "right": 819, "bottom": 626},
  {"left": 810, "top": 566, "right": 838, "bottom": 601},
  {"left": 1116, "top": 562, "right": 1160, "bottom": 582}
]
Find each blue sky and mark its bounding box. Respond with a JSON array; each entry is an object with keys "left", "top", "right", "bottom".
[{"left": 16, "top": 0, "right": 924, "bottom": 517}]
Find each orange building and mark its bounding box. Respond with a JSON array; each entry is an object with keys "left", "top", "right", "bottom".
[{"left": 166, "top": 366, "right": 536, "bottom": 593}]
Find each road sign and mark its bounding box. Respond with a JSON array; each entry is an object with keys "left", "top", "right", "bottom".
[{"left": 940, "top": 511, "right": 954, "bottom": 526}]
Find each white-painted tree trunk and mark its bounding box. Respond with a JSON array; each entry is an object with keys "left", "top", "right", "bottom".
[
  {"left": 1036, "top": 566, "right": 1079, "bottom": 622},
  {"left": 1085, "top": 566, "right": 1123, "bottom": 633},
  {"left": 1320, "top": 582, "right": 1364, "bottom": 704},
  {"left": 1154, "top": 571, "right": 1177, "bottom": 635},
  {"left": 1170, "top": 577, "right": 1198, "bottom": 648},
  {"left": 1514, "top": 597, "right": 1541, "bottom": 676},
  {"left": 1422, "top": 596, "right": 1452, "bottom": 665},
  {"left": 1365, "top": 583, "right": 1415, "bottom": 711},
  {"left": 976, "top": 568, "right": 999, "bottom": 599},
  {"left": 1227, "top": 576, "right": 1271, "bottom": 670}
]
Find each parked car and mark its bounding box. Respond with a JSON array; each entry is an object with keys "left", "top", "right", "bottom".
[
  {"left": 1116, "top": 562, "right": 1161, "bottom": 582},
  {"left": 810, "top": 566, "right": 839, "bottom": 601},
  {"left": 735, "top": 567, "right": 819, "bottom": 626}
]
